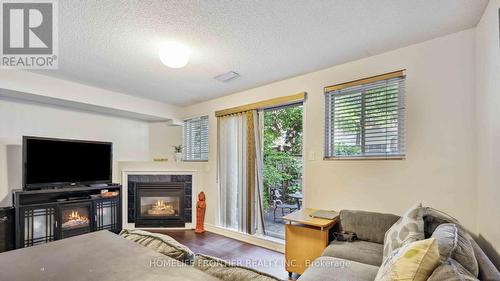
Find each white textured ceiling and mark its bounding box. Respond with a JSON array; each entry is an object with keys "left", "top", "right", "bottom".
[{"left": 34, "top": 0, "right": 488, "bottom": 106}]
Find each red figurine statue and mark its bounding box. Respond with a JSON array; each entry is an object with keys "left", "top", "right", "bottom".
[{"left": 195, "top": 192, "right": 206, "bottom": 233}]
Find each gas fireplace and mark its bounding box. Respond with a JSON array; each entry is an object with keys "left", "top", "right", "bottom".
[{"left": 135, "top": 183, "right": 185, "bottom": 227}]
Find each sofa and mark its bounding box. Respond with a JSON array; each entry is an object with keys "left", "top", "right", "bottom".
[{"left": 298, "top": 208, "right": 500, "bottom": 281}]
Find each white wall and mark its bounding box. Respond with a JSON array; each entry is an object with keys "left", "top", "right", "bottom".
[
  {"left": 0, "top": 70, "right": 181, "bottom": 121},
  {"left": 180, "top": 29, "right": 478, "bottom": 232},
  {"left": 475, "top": 0, "right": 500, "bottom": 268},
  {"left": 149, "top": 123, "right": 183, "bottom": 160},
  {"left": 0, "top": 98, "right": 150, "bottom": 206}
]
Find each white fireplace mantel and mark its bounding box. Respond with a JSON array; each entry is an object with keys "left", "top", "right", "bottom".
[{"left": 121, "top": 168, "right": 200, "bottom": 230}]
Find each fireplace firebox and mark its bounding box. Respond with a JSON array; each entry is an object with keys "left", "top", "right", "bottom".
[
  {"left": 135, "top": 183, "right": 185, "bottom": 227},
  {"left": 60, "top": 202, "right": 92, "bottom": 238}
]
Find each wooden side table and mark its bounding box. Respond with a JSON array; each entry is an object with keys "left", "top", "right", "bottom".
[{"left": 282, "top": 208, "right": 338, "bottom": 277}]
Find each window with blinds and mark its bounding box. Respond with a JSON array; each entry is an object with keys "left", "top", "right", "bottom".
[
  {"left": 183, "top": 116, "right": 209, "bottom": 161},
  {"left": 324, "top": 72, "right": 406, "bottom": 159}
]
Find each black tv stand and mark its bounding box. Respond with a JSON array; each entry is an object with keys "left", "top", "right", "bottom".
[
  {"left": 13, "top": 185, "right": 122, "bottom": 249},
  {"left": 28, "top": 183, "right": 118, "bottom": 191},
  {"left": 67, "top": 196, "right": 90, "bottom": 200}
]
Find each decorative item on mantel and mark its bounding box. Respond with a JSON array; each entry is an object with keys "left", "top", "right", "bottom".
[
  {"left": 173, "top": 145, "right": 183, "bottom": 163},
  {"left": 195, "top": 192, "right": 206, "bottom": 234},
  {"left": 100, "top": 189, "right": 119, "bottom": 198},
  {"left": 153, "top": 157, "right": 168, "bottom": 162}
]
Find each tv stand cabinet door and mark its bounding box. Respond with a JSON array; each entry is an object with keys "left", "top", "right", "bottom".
[
  {"left": 19, "top": 205, "right": 57, "bottom": 248},
  {"left": 94, "top": 198, "right": 121, "bottom": 233}
]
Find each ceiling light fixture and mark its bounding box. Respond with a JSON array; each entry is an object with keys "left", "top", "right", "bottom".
[{"left": 159, "top": 41, "right": 190, "bottom": 68}]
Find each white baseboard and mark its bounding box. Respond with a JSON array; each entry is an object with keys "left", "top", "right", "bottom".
[{"left": 205, "top": 224, "right": 285, "bottom": 253}]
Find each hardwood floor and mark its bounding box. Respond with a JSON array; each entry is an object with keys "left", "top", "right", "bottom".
[{"left": 152, "top": 230, "right": 298, "bottom": 280}]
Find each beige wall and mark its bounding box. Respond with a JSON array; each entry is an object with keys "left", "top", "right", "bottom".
[
  {"left": 475, "top": 0, "right": 500, "bottom": 267},
  {"left": 179, "top": 29, "right": 478, "bottom": 232}
]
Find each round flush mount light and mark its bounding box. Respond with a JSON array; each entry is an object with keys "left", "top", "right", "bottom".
[{"left": 159, "top": 41, "right": 191, "bottom": 68}]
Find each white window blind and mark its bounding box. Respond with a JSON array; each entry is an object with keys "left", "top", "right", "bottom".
[
  {"left": 324, "top": 75, "right": 406, "bottom": 159},
  {"left": 183, "top": 116, "right": 209, "bottom": 161}
]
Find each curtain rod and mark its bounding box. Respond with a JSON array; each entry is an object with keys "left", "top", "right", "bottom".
[
  {"left": 324, "top": 70, "right": 406, "bottom": 93},
  {"left": 215, "top": 92, "right": 307, "bottom": 117}
]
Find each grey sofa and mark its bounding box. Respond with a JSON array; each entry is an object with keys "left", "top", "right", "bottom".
[{"left": 298, "top": 208, "right": 500, "bottom": 281}]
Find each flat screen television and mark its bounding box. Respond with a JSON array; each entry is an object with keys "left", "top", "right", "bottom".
[{"left": 23, "top": 136, "right": 113, "bottom": 189}]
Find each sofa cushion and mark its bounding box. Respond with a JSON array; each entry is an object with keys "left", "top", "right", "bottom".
[
  {"left": 193, "top": 254, "right": 280, "bottom": 281},
  {"left": 428, "top": 259, "right": 479, "bottom": 281},
  {"left": 119, "top": 229, "right": 194, "bottom": 263},
  {"left": 431, "top": 223, "right": 478, "bottom": 277},
  {"left": 338, "top": 210, "right": 400, "bottom": 244},
  {"left": 323, "top": 240, "right": 384, "bottom": 266},
  {"left": 470, "top": 239, "right": 500, "bottom": 281},
  {"left": 297, "top": 256, "right": 379, "bottom": 281},
  {"left": 375, "top": 238, "right": 440, "bottom": 281},
  {"left": 423, "top": 207, "right": 461, "bottom": 238},
  {"left": 383, "top": 203, "right": 425, "bottom": 260}
]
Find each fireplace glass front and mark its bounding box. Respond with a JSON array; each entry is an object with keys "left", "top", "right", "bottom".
[
  {"left": 140, "top": 196, "right": 180, "bottom": 217},
  {"left": 135, "top": 183, "right": 185, "bottom": 227},
  {"left": 60, "top": 203, "right": 91, "bottom": 238}
]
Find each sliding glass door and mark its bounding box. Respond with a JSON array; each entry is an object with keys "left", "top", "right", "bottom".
[
  {"left": 216, "top": 102, "right": 303, "bottom": 240},
  {"left": 261, "top": 103, "right": 303, "bottom": 239}
]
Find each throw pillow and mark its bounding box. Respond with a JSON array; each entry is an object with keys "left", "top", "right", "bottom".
[
  {"left": 119, "top": 229, "right": 194, "bottom": 263},
  {"left": 428, "top": 258, "right": 479, "bottom": 281},
  {"left": 375, "top": 238, "right": 440, "bottom": 281},
  {"left": 383, "top": 203, "right": 425, "bottom": 259},
  {"left": 193, "top": 254, "right": 281, "bottom": 281},
  {"left": 431, "top": 223, "right": 478, "bottom": 277}
]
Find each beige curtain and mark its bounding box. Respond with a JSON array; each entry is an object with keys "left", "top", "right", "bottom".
[
  {"left": 217, "top": 113, "right": 248, "bottom": 232},
  {"left": 253, "top": 110, "right": 266, "bottom": 235},
  {"left": 217, "top": 110, "right": 265, "bottom": 235},
  {"left": 245, "top": 111, "right": 256, "bottom": 234}
]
